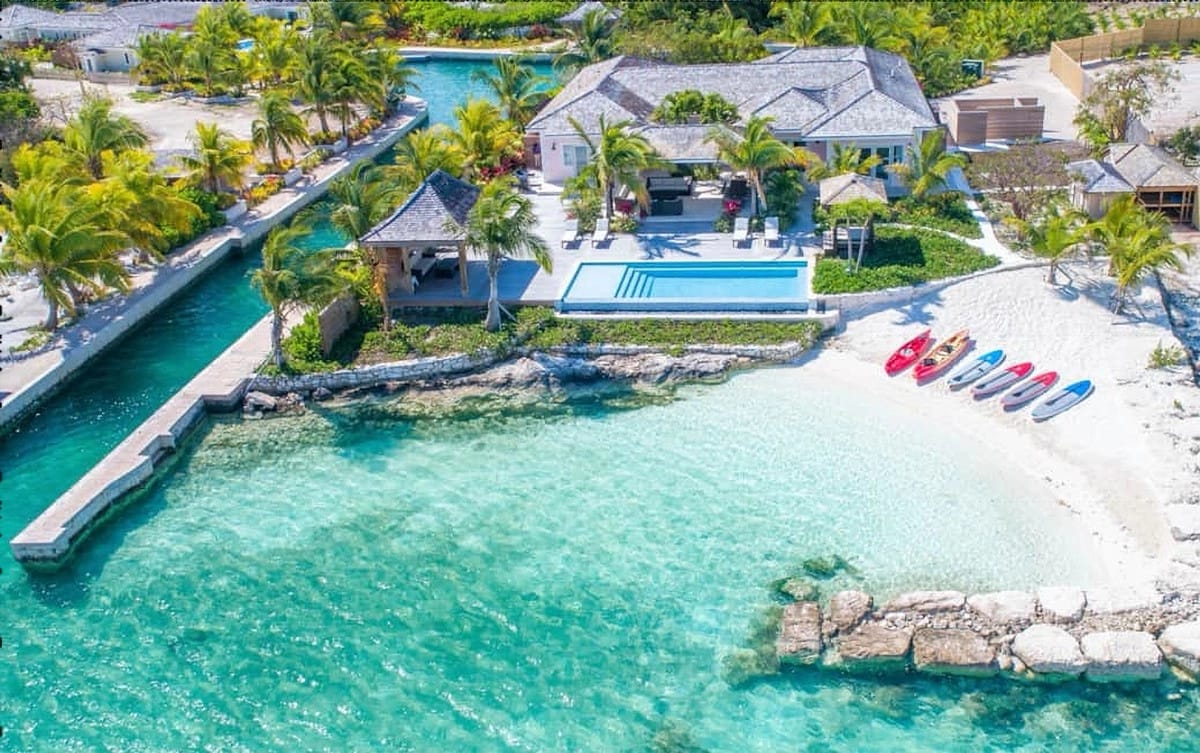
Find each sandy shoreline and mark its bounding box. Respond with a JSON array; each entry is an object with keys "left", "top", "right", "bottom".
[{"left": 806, "top": 261, "right": 1200, "bottom": 591}]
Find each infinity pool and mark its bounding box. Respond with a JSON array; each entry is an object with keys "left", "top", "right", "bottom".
[{"left": 557, "top": 260, "right": 809, "bottom": 312}]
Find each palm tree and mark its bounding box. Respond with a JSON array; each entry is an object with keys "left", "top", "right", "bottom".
[
  {"left": 179, "top": 121, "right": 251, "bottom": 195},
  {"left": 252, "top": 92, "right": 309, "bottom": 173},
  {"left": 295, "top": 33, "right": 338, "bottom": 135},
  {"left": 1018, "top": 202, "right": 1086, "bottom": 285},
  {"left": 390, "top": 125, "right": 465, "bottom": 194},
  {"left": 568, "top": 114, "right": 661, "bottom": 219},
  {"left": 1089, "top": 196, "right": 1192, "bottom": 313},
  {"left": 889, "top": 130, "right": 967, "bottom": 200},
  {"left": 99, "top": 150, "right": 201, "bottom": 261},
  {"left": 325, "top": 162, "right": 404, "bottom": 330},
  {"left": 454, "top": 179, "right": 551, "bottom": 332},
  {"left": 837, "top": 1, "right": 902, "bottom": 52},
  {"left": 809, "top": 142, "right": 883, "bottom": 181},
  {"left": 363, "top": 47, "right": 418, "bottom": 118},
  {"left": 251, "top": 25, "right": 300, "bottom": 89},
  {"left": 706, "top": 116, "right": 796, "bottom": 215},
  {"left": 471, "top": 57, "right": 547, "bottom": 130},
  {"left": 310, "top": 0, "right": 385, "bottom": 41},
  {"left": 185, "top": 34, "right": 237, "bottom": 98},
  {"left": 453, "top": 98, "right": 522, "bottom": 180},
  {"left": 134, "top": 33, "right": 188, "bottom": 89},
  {"left": 249, "top": 223, "right": 343, "bottom": 369},
  {"left": 769, "top": 1, "right": 833, "bottom": 46},
  {"left": 329, "top": 53, "right": 379, "bottom": 141},
  {"left": 0, "top": 178, "right": 131, "bottom": 330},
  {"left": 62, "top": 95, "right": 149, "bottom": 179},
  {"left": 553, "top": 8, "right": 616, "bottom": 76}
]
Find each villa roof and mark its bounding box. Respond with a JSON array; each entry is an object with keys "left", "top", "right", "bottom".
[
  {"left": 1066, "top": 159, "right": 1134, "bottom": 194},
  {"left": 557, "top": 1, "right": 620, "bottom": 25},
  {"left": 818, "top": 173, "right": 889, "bottom": 206},
  {"left": 1106, "top": 143, "right": 1198, "bottom": 189},
  {"left": 527, "top": 47, "right": 935, "bottom": 143},
  {"left": 0, "top": 4, "right": 62, "bottom": 29},
  {"left": 0, "top": 3, "right": 118, "bottom": 32},
  {"left": 632, "top": 124, "right": 726, "bottom": 163},
  {"left": 3, "top": 1, "right": 303, "bottom": 42},
  {"left": 359, "top": 169, "right": 480, "bottom": 247},
  {"left": 73, "top": 23, "right": 163, "bottom": 51}
]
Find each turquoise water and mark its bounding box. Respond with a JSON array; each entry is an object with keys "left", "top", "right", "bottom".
[
  {"left": 4, "top": 368, "right": 1199, "bottom": 750},
  {"left": 561, "top": 261, "right": 809, "bottom": 312}
]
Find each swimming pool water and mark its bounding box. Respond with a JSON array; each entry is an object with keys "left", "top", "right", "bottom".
[{"left": 560, "top": 261, "right": 809, "bottom": 312}]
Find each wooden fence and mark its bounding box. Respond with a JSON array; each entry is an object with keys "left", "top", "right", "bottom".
[{"left": 1049, "top": 18, "right": 1200, "bottom": 98}]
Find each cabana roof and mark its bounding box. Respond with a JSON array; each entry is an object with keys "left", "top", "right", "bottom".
[
  {"left": 819, "top": 173, "right": 888, "bottom": 206},
  {"left": 359, "top": 169, "right": 480, "bottom": 247}
]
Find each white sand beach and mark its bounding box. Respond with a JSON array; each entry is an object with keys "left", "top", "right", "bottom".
[{"left": 806, "top": 261, "right": 1200, "bottom": 590}]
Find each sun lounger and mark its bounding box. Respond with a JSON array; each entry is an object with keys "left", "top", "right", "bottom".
[
  {"left": 592, "top": 218, "right": 611, "bottom": 245},
  {"left": 764, "top": 216, "right": 780, "bottom": 247},
  {"left": 731, "top": 216, "right": 749, "bottom": 247},
  {"left": 561, "top": 219, "right": 579, "bottom": 247}
]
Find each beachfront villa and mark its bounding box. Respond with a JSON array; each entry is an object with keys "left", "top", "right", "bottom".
[
  {"left": 0, "top": 1, "right": 301, "bottom": 73},
  {"left": 1068, "top": 143, "right": 1200, "bottom": 228},
  {"left": 526, "top": 46, "right": 939, "bottom": 198}
]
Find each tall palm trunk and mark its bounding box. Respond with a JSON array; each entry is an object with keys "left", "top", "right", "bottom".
[
  {"left": 44, "top": 297, "right": 59, "bottom": 331},
  {"left": 855, "top": 213, "right": 873, "bottom": 271},
  {"left": 604, "top": 181, "right": 614, "bottom": 219},
  {"left": 749, "top": 170, "right": 762, "bottom": 216},
  {"left": 269, "top": 137, "right": 281, "bottom": 172},
  {"left": 270, "top": 305, "right": 285, "bottom": 369},
  {"left": 485, "top": 256, "right": 502, "bottom": 332},
  {"left": 317, "top": 106, "right": 330, "bottom": 134},
  {"left": 373, "top": 251, "right": 391, "bottom": 332}
]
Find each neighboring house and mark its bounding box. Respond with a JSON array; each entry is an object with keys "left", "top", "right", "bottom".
[
  {"left": 1068, "top": 143, "right": 1199, "bottom": 227},
  {"left": 526, "top": 46, "right": 939, "bottom": 192},
  {"left": 556, "top": 1, "right": 621, "bottom": 27},
  {"left": 0, "top": 2, "right": 302, "bottom": 74}
]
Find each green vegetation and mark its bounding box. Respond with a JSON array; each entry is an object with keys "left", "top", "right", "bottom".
[
  {"left": 886, "top": 194, "right": 982, "bottom": 239},
  {"left": 11, "top": 328, "right": 53, "bottom": 354},
  {"left": 1074, "top": 60, "right": 1179, "bottom": 155},
  {"left": 1087, "top": 195, "right": 1193, "bottom": 314},
  {"left": 278, "top": 306, "right": 824, "bottom": 374},
  {"left": 889, "top": 130, "right": 966, "bottom": 201},
  {"left": 397, "top": 1, "right": 573, "bottom": 41},
  {"left": 650, "top": 90, "right": 738, "bottom": 125},
  {"left": 1148, "top": 341, "right": 1188, "bottom": 370},
  {"left": 812, "top": 227, "right": 999, "bottom": 294},
  {"left": 567, "top": 114, "right": 663, "bottom": 219}
]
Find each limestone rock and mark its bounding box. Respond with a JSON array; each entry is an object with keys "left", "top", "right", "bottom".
[
  {"left": 967, "top": 591, "right": 1037, "bottom": 624},
  {"left": 531, "top": 353, "right": 601, "bottom": 384},
  {"left": 1037, "top": 586, "right": 1086, "bottom": 623},
  {"left": 912, "top": 628, "right": 997, "bottom": 677},
  {"left": 776, "top": 601, "right": 822, "bottom": 665},
  {"left": 1080, "top": 631, "right": 1162, "bottom": 682},
  {"left": 1166, "top": 505, "right": 1200, "bottom": 542},
  {"left": 1084, "top": 586, "right": 1160, "bottom": 616},
  {"left": 1011, "top": 624, "right": 1086, "bottom": 678},
  {"left": 1158, "top": 621, "right": 1200, "bottom": 679},
  {"left": 831, "top": 623, "right": 913, "bottom": 670},
  {"left": 882, "top": 590, "right": 965, "bottom": 614},
  {"left": 244, "top": 391, "right": 278, "bottom": 411},
  {"left": 828, "top": 590, "right": 872, "bottom": 633},
  {"left": 313, "top": 386, "right": 333, "bottom": 401}
]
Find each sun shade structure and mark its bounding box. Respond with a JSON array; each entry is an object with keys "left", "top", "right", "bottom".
[
  {"left": 1068, "top": 143, "right": 1199, "bottom": 226},
  {"left": 818, "top": 173, "right": 888, "bottom": 207},
  {"left": 358, "top": 169, "right": 481, "bottom": 298}
]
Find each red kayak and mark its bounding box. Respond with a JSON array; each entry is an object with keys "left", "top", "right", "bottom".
[
  {"left": 912, "top": 330, "right": 970, "bottom": 381},
  {"left": 884, "top": 329, "right": 933, "bottom": 376},
  {"left": 1000, "top": 371, "right": 1058, "bottom": 409},
  {"left": 972, "top": 361, "right": 1034, "bottom": 398}
]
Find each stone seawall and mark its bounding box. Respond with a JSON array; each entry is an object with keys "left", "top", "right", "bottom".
[{"left": 776, "top": 585, "right": 1200, "bottom": 684}]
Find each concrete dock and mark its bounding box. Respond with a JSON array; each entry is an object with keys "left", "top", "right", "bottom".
[{"left": 9, "top": 315, "right": 271, "bottom": 564}]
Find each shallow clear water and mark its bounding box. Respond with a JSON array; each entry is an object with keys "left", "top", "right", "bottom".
[{"left": 5, "top": 369, "right": 1198, "bottom": 750}]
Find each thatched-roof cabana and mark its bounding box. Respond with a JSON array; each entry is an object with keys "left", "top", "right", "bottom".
[
  {"left": 818, "top": 173, "right": 889, "bottom": 207},
  {"left": 358, "top": 169, "right": 480, "bottom": 299}
]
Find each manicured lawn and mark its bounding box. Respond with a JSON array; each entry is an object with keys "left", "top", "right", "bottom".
[{"left": 811, "top": 227, "right": 999, "bottom": 294}]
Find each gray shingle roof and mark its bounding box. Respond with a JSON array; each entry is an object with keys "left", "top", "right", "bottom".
[
  {"left": 633, "top": 124, "right": 723, "bottom": 162},
  {"left": 557, "top": 1, "right": 620, "bottom": 25},
  {"left": 0, "top": 3, "right": 118, "bottom": 32},
  {"left": 359, "top": 170, "right": 480, "bottom": 247},
  {"left": 0, "top": 4, "right": 62, "bottom": 29},
  {"left": 74, "top": 23, "right": 162, "bottom": 51},
  {"left": 527, "top": 46, "right": 935, "bottom": 141},
  {"left": 1067, "top": 159, "right": 1134, "bottom": 194},
  {"left": 819, "top": 173, "right": 888, "bottom": 206},
  {"left": 1106, "top": 143, "right": 1199, "bottom": 189}
]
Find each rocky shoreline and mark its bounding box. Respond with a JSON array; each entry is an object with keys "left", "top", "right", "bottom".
[
  {"left": 241, "top": 343, "right": 814, "bottom": 416},
  {"left": 775, "top": 585, "right": 1200, "bottom": 684}
]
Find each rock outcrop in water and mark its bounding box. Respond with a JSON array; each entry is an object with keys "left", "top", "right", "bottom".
[{"left": 773, "top": 583, "right": 1200, "bottom": 685}]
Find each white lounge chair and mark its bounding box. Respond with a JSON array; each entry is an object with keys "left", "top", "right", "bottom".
[
  {"left": 561, "top": 219, "right": 579, "bottom": 248},
  {"left": 764, "top": 216, "right": 780, "bottom": 247},
  {"left": 592, "top": 218, "right": 611, "bottom": 246},
  {"left": 731, "top": 216, "right": 750, "bottom": 247}
]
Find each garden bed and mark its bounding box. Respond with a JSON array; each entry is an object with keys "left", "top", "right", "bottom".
[{"left": 811, "top": 227, "right": 1000, "bottom": 294}]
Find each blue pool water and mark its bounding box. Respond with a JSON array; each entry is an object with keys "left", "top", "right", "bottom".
[{"left": 558, "top": 260, "right": 809, "bottom": 312}]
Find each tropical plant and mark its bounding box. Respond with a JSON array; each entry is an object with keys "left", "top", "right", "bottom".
[
  {"left": 179, "top": 121, "right": 252, "bottom": 195},
  {"left": 251, "top": 92, "right": 309, "bottom": 173},
  {"left": 185, "top": 33, "right": 238, "bottom": 97},
  {"left": 553, "top": 7, "right": 616, "bottom": 75},
  {"left": 325, "top": 162, "right": 404, "bottom": 331},
  {"left": 310, "top": 0, "right": 385, "bottom": 41},
  {"left": 0, "top": 178, "right": 131, "bottom": 329},
  {"left": 364, "top": 47, "right": 418, "bottom": 118},
  {"left": 889, "top": 130, "right": 966, "bottom": 201},
  {"left": 453, "top": 178, "right": 551, "bottom": 332},
  {"left": 249, "top": 222, "right": 344, "bottom": 369},
  {"left": 1016, "top": 202, "right": 1086, "bottom": 285},
  {"left": 250, "top": 24, "right": 300, "bottom": 88},
  {"left": 453, "top": 98, "right": 522, "bottom": 180},
  {"left": 470, "top": 57, "right": 547, "bottom": 130},
  {"left": 390, "top": 125, "right": 465, "bottom": 194},
  {"left": 1074, "top": 61, "right": 1179, "bottom": 154},
  {"left": 769, "top": 0, "right": 834, "bottom": 46},
  {"left": 650, "top": 90, "right": 738, "bottom": 125},
  {"left": 1088, "top": 195, "right": 1192, "bottom": 313},
  {"left": 295, "top": 33, "right": 339, "bottom": 135},
  {"left": 568, "top": 113, "right": 662, "bottom": 219},
  {"left": 329, "top": 53, "right": 379, "bottom": 141},
  {"left": 809, "top": 142, "right": 883, "bottom": 181},
  {"left": 134, "top": 33, "right": 188, "bottom": 89},
  {"left": 837, "top": 0, "right": 903, "bottom": 52},
  {"left": 99, "top": 149, "right": 201, "bottom": 260},
  {"left": 706, "top": 115, "right": 797, "bottom": 215},
  {"left": 61, "top": 95, "right": 149, "bottom": 179}
]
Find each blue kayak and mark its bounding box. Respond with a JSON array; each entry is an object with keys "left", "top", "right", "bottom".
[
  {"left": 947, "top": 349, "right": 1005, "bottom": 389},
  {"left": 1031, "top": 380, "right": 1094, "bottom": 422}
]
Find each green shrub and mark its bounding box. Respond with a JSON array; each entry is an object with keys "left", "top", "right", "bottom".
[
  {"left": 812, "top": 227, "right": 999, "bottom": 294},
  {"left": 12, "top": 328, "right": 52, "bottom": 353},
  {"left": 163, "top": 186, "right": 223, "bottom": 250},
  {"left": 610, "top": 212, "right": 639, "bottom": 233},
  {"left": 1148, "top": 341, "right": 1188, "bottom": 369},
  {"left": 284, "top": 311, "right": 325, "bottom": 363},
  {"left": 888, "top": 194, "right": 982, "bottom": 238},
  {"left": 650, "top": 90, "right": 738, "bottom": 125}
]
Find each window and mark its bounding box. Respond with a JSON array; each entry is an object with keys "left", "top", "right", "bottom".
[{"left": 563, "top": 144, "right": 589, "bottom": 172}]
